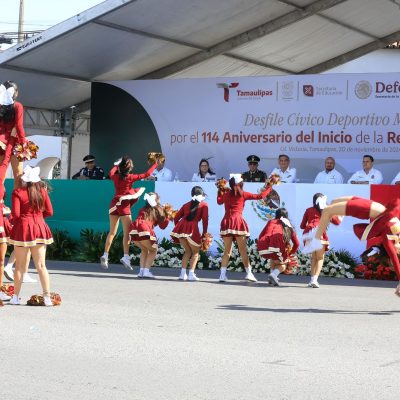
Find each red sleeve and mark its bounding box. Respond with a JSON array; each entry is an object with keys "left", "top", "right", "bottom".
[
  {"left": 258, "top": 223, "right": 269, "bottom": 239},
  {"left": 290, "top": 230, "right": 300, "bottom": 255},
  {"left": 14, "top": 102, "right": 26, "bottom": 143},
  {"left": 201, "top": 203, "right": 209, "bottom": 234},
  {"left": 108, "top": 166, "right": 118, "bottom": 178},
  {"left": 11, "top": 191, "right": 21, "bottom": 219},
  {"left": 217, "top": 191, "right": 226, "bottom": 205},
  {"left": 300, "top": 209, "right": 308, "bottom": 230},
  {"left": 382, "top": 236, "right": 400, "bottom": 280},
  {"left": 42, "top": 190, "right": 53, "bottom": 218},
  {"left": 173, "top": 205, "right": 184, "bottom": 225},
  {"left": 158, "top": 218, "right": 169, "bottom": 230},
  {"left": 129, "top": 163, "right": 157, "bottom": 181},
  {"left": 243, "top": 186, "right": 272, "bottom": 201}
]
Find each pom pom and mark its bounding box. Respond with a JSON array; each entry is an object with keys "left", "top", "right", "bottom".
[
  {"left": 216, "top": 178, "right": 229, "bottom": 193},
  {"left": 265, "top": 173, "right": 281, "bottom": 187},
  {"left": 147, "top": 152, "right": 165, "bottom": 165},
  {"left": 26, "top": 292, "right": 62, "bottom": 306},
  {"left": 13, "top": 140, "right": 39, "bottom": 161},
  {"left": 200, "top": 233, "right": 213, "bottom": 251},
  {"left": 0, "top": 284, "right": 14, "bottom": 297},
  {"left": 163, "top": 203, "right": 178, "bottom": 221}
]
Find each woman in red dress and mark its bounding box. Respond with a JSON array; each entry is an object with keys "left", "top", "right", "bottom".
[
  {"left": 257, "top": 208, "right": 299, "bottom": 286},
  {"left": 129, "top": 192, "right": 169, "bottom": 278},
  {"left": 300, "top": 193, "right": 341, "bottom": 288},
  {"left": 0, "top": 81, "right": 26, "bottom": 188},
  {"left": 171, "top": 186, "right": 208, "bottom": 281},
  {"left": 217, "top": 174, "right": 273, "bottom": 282},
  {"left": 8, "top": 166, "right": 54, "bottom": 306},
  {"left": 100, "top": 156, "right": 157, "bottom": 270},
  {"left": 304, "top": 196, "right": 400, "bottom": 296}
]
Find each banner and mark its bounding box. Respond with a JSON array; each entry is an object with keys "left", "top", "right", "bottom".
[{"left": 108, "top": 73, "right": 400, "bottom": 184}]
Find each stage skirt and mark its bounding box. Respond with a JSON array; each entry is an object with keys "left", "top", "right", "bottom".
[
  {"left": 129, "top": 218, "right": 157, "bottom": 248},
  {"left": 109, "top": 187, "right": 145, "bottom": 216},
  {"left": 9, "top": 217, "right": 53, "bottom": 247},
  {"left": 220, "top": 215, "right": 250, "bottom": 237},
  {"left": 171, "top": 219, "right": 201, "bottom": 247}
]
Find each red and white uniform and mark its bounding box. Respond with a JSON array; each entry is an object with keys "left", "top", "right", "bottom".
[
  {"left": 257, "top": 219, "right": 299, "bottom": 262},
  {"left": 108, "top": 163, "right": 157, "bottom": 215},
  {"left": 9, "top": 187, "right": 53, "bottom": 247},
  {"left": 300, "top": 207, "right": 341, "bottom": 251},
  {"left": 171, "top": 201, "right": 208, "bottom": 247},
  {"left": 353, "top": 198, "right": 400, "bottom": 279},
  {"left": 129, "top": 208, "right": 169, "bottom": 248},
  {"left": 217, "top": 187, "right": 272, "bottom": 237},
  {"left": 0, "top": 101, "right": 26, "bottom": 155}
]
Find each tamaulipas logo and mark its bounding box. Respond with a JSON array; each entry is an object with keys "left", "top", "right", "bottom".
[
  {"left": 251, "top": 189, "right": 283, "bottom": 221},
  {"left": 303, "top": 85, "right": 314, "bottom": 97},
  {"left": 217, "top": 82, "right": 239, "bottom": 102},
  {"left": 217, "top": 82, "right": 273, "bottom": 102}
]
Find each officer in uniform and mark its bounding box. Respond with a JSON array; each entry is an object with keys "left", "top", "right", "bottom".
[
  {"left": 72, "top": 154, "right": 105, "bottom": 180},
  {"left": 242, "top": 155, "right": 267, "bottom": 182}
]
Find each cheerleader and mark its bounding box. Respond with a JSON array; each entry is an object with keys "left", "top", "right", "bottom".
[
  {"left": 129, "top": 192, "right": 169, "bottom": 278},
  {"left": 303, "top": 196, "right": 400, "bottom": 296},
  {"left": 0, "top": 81, "right": 26, "bottom": 187},
  {"left": 217, "top": 174, "right": 273, "bottom": 282},
  {"left": 300, "top": 193, "right": 341, "bottom": 288},
  {"left": 171, "top": 186, "right": 208, "bottom": 281},
  {"left": 100, "top": 156, "right": 157, "bottom": 270},
  {"left": 8, "top": 166, "right": 54, "bottom": 306},
  {"left": 257, "top": 208, "right": 299, "bottom": 286}
]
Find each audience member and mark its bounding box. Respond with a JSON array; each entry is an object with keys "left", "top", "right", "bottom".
[
  {"left": 270, "top": 154, "right": 297, "bottom": 183},
  {"left": 149, "top": 157, "right": 173, "bottom": 182},
  {"left": 314, "top": 156, "right": 344, "bottom": 184},
  {"left": 391, "top": 171, "right": 400, "bottom": 185},
  {"left": 72, "top": 155, "right": 105, "bottom": 180},
  {"left": 242, "top": 155, "right": 267, "bottom": 182},
  {"left": 348, "top": 155, "right": 383, "bottom": 184},
  {"left": 192, "top": 158, "right": 216, "bottom": 182}
]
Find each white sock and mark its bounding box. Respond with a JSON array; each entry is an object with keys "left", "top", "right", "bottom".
[
  {"left": 102, "top": 252, "right": 108, "bottom": 259},
  {"left": 311, "top": 275, "right": 317, "bottom": 283},
  {"left": 271, "top": 268, "right": 280, "bottom": 278},
  {"left": 180, "top": 268, "right": 187, "bottom": 276},
  {"left": 144, "top": 268, "right": 150, "bottom": 273},
  {"left": 139, "top": 267, "right": 144, "bottom": 274},
  {"left": 220, "top": 267, "right": 227, "bottom": 276},
  {"left": 245, "top": 267, "right": 252, "bottom": 274},
  {"left": 188, "top": 270, "right": 195, "bottom": 277},
  {"left": 123, "top": 253, "right": 129, "bottom": 259}
]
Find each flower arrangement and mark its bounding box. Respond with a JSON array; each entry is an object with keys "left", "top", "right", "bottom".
[
  {"left": 13, "top": 140, "right": 39, "bottom": 161},
  {"left": 26, "top": 293, "right": 62, "bottom": 306},
  {"left": 354, "top": 251, "right": 397, "bottom": 280}
]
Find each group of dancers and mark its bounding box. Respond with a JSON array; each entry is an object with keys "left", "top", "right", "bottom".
[
  {"left": 1, "top": 79, "right": 399, "bottom": 305},
  {"left": 98, "top": 153, "right": 400, "bottom": 296},
  {"left": 0, "top": 81, "right": 55, "bottom": 305}
]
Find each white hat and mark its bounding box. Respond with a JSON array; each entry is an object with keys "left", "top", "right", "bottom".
[
  {"left": 144, "top": 193, "right": 157, "bottom": 207},
  {"left": 21, "top": 166, "right": 41, "bottom": 183},
  {"left": 0, "top": 84, "right": 15, "bottom": 106},
  {"left": 229, "top": 173, "right": 243, "bottom": 184}
]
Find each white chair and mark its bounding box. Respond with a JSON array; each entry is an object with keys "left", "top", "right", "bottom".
[{"left": 35, "top": 157, "right": 60, "bottom": 179}]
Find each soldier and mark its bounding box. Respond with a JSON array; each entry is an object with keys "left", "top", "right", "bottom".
[
  {"left": 242, "top": 155, "right": 267, "bottom": 183},
  {"left": 72, "top": 154, "right": 105, "bottom": 180}
]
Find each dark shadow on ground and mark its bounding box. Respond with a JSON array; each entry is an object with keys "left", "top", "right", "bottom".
[{"left": 216, "top": 304, "right": 400, "bottom": 316}]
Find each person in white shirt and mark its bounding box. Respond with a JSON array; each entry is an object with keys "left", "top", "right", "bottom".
[
  {"left": 149, "top": 158, "right": 173, "bottom": 182},
  {"left": 391, "top": 171, "right": 400, "bottom": 185},
  {"left": 191, "top": 158, "right": 216, "bottom": 182},
  {"left": 270, "top": 154, "right": 297, "bottom": 183},
  {"left": 348, "top": 155, "right": 383, "bottom": 184},
  {"left": 314, "top": 156, "right": 344, "bottom": 184}
]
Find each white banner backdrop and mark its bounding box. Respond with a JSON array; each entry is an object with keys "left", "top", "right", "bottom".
[
  {"left": 155, "top": 182, "right": 370, "bottom": 257},
  {"left": 109, "top": 73, "right": 400, "bottom": 183}
]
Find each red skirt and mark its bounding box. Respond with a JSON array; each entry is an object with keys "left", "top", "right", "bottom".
[
  {"left": 129, "top": 218, "right": 157, "bottom": 248},
  {"left": 171, "top": 219, "right": 201, "bottom": 247},
  {"left": 346, "top": 197, "right": 372, "bottom": 220},
  {"left": 220, "top": 214, "right": 250, "bottom": 237},
  {"left": 9, "top": 217, "right": 53, "bottom": 247},
  {"left": 109, "top": 187, "right": 145, "bottom": 216},
  {"left": 257, "top": 232, "right": 289, "bottom": 262}
]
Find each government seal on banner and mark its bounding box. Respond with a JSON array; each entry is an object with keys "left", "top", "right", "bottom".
[{"left": 251, "top": 188, "right": 284, "bottom": 221}]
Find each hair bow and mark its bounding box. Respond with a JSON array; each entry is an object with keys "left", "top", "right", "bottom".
[
  {"left": 0, "top": 84, "right": 15, "bottom": 106},
  {"left": 21, "top": 166, "right": 41, "bottom": 183},
  {"left": 144, "top": 193, "right": 157, "bottom": 207},
  {"left": 280, "top": 217, "right": 292, "bottom": 228},
  {"left": 316, "top": 195, "right": 328, "bottom": 209},
  {"left": 192, "top": 194, "right": 205, "bottom": 202}
]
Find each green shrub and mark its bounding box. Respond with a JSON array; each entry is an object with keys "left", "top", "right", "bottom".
[{"left": 47, "top": 229, "right": 78, "bottom": 261}]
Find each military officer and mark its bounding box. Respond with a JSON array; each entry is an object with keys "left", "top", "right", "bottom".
[
  {"left": 72, "top": 154, "right": 105, "bottom": 180},
  {"left": 242, "top": 155, "right": 267, "bottom": 183}
]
